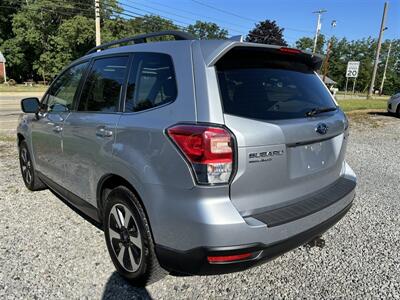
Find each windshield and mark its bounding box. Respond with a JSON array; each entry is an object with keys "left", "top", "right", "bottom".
[{"left": 216, "top": 57, "right": 336, "bottom": 121}]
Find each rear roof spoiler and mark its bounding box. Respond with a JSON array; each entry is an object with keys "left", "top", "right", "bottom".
[{"left": 198, "top": 41, "right": 324, "bottom": 70}]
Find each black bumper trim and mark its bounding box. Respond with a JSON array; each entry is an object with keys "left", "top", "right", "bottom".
[
  {"left": 155, "top": 202, "right": 353, "bottom": 276},
  {"left": 249, "top": 177, "right": 356, "bottom": 227}
]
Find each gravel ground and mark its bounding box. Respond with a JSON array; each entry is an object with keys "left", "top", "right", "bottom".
[{"left": 0, "top": 113, "right": 399, "bottom": 299}]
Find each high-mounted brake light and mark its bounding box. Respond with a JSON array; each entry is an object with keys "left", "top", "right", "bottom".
[
  {"left": 279, "top": 47, "right": 302, "bottom": 54},
  {"left": 167, "top": 124, "right": 235, "bottom": 185}
]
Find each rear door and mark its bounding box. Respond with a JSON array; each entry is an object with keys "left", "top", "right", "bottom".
[
  {"left": 62, "top": 55, "right": 130, "bottom": 205},
  {"left": 215, "top": 47, "right": 348, "bottom": 214}
]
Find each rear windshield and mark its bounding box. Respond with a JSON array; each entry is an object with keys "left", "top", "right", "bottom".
[{"left": 216, "top": 48, "right": 336, "bottom": 120}]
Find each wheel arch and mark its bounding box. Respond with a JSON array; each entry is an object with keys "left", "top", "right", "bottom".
[
  {"left": 97, "top": 174, "right": 148, "bottom": 223},
  {"left": 17, "top": 133, "right": 25, "bottom": 146}
]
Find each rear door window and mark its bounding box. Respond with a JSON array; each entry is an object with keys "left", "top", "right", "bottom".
[
  {"left": 78, "top": 56, "right": 129, "bottom": 112},
  {"left": 125, "top": 53, "right": 177, "bottom": 112},
  {"left": 217, "top": 50, "right": 336, "bottom": 120}
]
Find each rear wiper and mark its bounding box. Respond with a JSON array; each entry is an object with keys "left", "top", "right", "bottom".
[{"left": 305, "top": 106, "right": 337, "bottom": 117}]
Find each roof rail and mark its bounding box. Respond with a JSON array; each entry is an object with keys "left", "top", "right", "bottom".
[{"left": 86, "top": 30, "right": 196, "bottom": 55}]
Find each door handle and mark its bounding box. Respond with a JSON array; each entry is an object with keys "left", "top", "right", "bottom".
[
  {"left": 96, "top": 127, "right": 113, "bottom": 138},
  {"left": 53, "top": 125, "right": 63, "bottom": 133}
]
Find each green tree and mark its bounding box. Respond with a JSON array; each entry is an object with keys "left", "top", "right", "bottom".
[
  {"left": 308, "top": 36, "right": 400, "bottom": 94},
  {"left": 134, "top": 15, "right": 178, "bottom": 37},
  {"left": 187, "top": 21, "right": 228, "bottom": 39},
  {"left": 37, "top": 15, "right": 95, "bottom": 79},
  {"left": 295, "top": 34, "right": 325, "bottom": 53},
  {"left": 0, "top": 0, "right": 120, "bottom": 81},
  {"left": 0, "top": 0, "right": 22, "bottom": 44},
  {"left": 246, "top": 20, "right": 287, "bottom": 46}
]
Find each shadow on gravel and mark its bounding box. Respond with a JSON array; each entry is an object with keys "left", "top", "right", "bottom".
[
  {"left": 367, "top": 111, "right": 396, "bottom": 118},
  {"left": 102, "top": 272, "right": 152, "bottom": 299}
]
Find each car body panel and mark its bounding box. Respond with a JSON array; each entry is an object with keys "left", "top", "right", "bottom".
[
  {"left": 387, "top": 92, "right": 400, "bottom": 113},
  {"left": 30, "top": 111, "right": 69, "bottom": 182},
  {"left": 62, "top": 112, "right": 121, "bottom": 206}
]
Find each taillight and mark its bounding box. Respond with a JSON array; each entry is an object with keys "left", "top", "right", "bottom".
[{"left": 166, "top": 124, "right": 235, "bottom": 185}]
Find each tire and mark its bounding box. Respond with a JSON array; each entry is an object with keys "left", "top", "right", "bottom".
[
  {"left": 19, "top": 140, "right": 46, "bottom": 191},
  {"left": 396, "top": 104, "right": 400, "bottom": 118},
  {"left": 103, "top": 186, "right": 166, "bottom": 286}
]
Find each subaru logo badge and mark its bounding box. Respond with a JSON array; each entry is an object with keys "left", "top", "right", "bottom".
[{"left": 316, "top": 123, "right": 328, "bottom": 135}]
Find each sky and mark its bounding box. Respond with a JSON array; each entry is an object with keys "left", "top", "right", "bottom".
[{"left": 123, "top": 0, "right": 399, "bottom": 45}]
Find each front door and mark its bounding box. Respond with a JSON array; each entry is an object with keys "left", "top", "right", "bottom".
[
  {"left": 31, "top": 62, "right": 88, "bottom": 183},
  {"left": 62, "top": 56, "right": 130, "bottom": 205}
]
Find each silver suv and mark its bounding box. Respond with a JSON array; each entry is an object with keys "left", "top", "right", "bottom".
[{"left": 17, "top": 31, "right": 356, "bottom": 286}]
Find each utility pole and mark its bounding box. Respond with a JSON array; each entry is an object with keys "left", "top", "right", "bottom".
[
  {"left": 95, "top": 0, "right": 101, "bottom": 46},
  {"left": 322, "top": 20, "right": 336, "bottom": 83},
  {"left": 379, "top": 41, "right": 392, "bottom": 95},
  {"left": 2, "top": 63, "right": 6, "bottom": 83},
  {"left": 312, "top": 9, "right": 327, "bottom": 54},
  {"left": 367, "top": 2, "right": 388, "bottom": 99},
  {"left": 322, "top": 40, "right": 332, "bottom": 83}
]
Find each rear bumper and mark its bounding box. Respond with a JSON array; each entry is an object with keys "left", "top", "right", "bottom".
[
  {"left": 145, "top": 162, "right": 356, "bottom": 275},
  {"left": 156, "top": 202, "right": 353, "bottom": 275}
]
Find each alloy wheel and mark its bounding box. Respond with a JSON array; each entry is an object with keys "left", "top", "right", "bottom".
[
  {"left": 108, "top": 204, "right": 142, "bottom": 272},
  {"left": 20, "top": 147, "right": 33, "bottom": 185}
]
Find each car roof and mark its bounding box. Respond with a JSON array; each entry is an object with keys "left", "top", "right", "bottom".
[{"left": 72, "top": 39, "right": 322, "bottom": 69}]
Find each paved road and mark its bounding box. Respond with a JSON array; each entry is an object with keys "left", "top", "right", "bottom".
[
  {"left": 0, "top": 93, "right": 43, "bottom": 134},
  {"left": 0, "top": 93, "right": 44, "bottom": 114},
  {"left": 0, "top": 113, "right": 399, "bottom": 299}
]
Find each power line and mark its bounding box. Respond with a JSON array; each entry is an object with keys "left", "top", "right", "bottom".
[
  {"left": 120, "top": 0, "right": 243, "bottom": 34},
  {"left": 114, "top": 2, "right": 300, "bottom": 42},
  {"left": 133, "top": 0, "right": 252, "bottom": 31},
  {"left": 190, "top": 0, "right": 254, "bottom": 22},
  {"left": 5, "top": 1, "right": 306, "bottom": 44},
  {"left": 103, "top": 5, "right": 189, "bottom": 32},
  {"left": 124, "top": 1, "right": 202, "bottom": 23},
  {"left": 120, "top": 0, "right": 304, "bottom": 38},
  {"left": 190, "top": 0, "right": 314, "bottom": 34},
  {"left": 117, "top": 1, "right": 192, "bottom": 26}
]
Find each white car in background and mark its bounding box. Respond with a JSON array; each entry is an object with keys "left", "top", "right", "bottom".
[{"left": 388, "top": 92, "right": 400, "bottom": 117}]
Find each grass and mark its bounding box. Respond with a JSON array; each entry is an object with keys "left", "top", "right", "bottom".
[
  {"left": 0, "top": 135, "right": 16, "bottom": 143},
  {"left": 337, "top": 98, "right": 388, "bottom": 112},
  {"left": 0, "top": 84, "right": 47, "bottom": 93}
]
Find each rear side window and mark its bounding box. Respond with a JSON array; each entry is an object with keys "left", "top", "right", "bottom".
[
  {"left": 125, "top": 53, "right": 177, "bottom": 112},
  {"left": 78, "top": 56, "right": 129, "bottom": 112},
  {"left": 216, "top": 48, "right": 336, "bottom": 120}
]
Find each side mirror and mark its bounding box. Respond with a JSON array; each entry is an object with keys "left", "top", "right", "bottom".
[{"left": 21, "top": 97, "right": 40, "bottom": 113}]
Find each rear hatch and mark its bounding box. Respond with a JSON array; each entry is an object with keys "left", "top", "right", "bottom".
[{"left": 215, "top": 46, "right": 348, "bottom": 215}]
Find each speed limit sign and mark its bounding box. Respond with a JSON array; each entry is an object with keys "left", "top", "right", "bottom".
[{"left": 346, "top": 61, "right": 360, "bottom": 78}]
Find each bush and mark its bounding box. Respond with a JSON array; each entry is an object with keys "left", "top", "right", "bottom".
[{"left": 7, "top": 79, "right": 16, "bottom": 86}]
